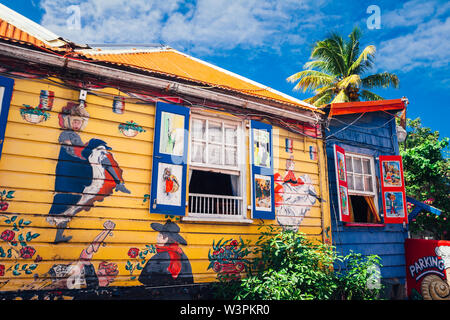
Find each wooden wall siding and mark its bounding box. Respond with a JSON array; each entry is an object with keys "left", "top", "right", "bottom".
[
  {"left": 0, "top": 78, "right": 330, "bottom": 294},
  {"left": 326, "top": 111, "right": 407, "bottom": 283}
]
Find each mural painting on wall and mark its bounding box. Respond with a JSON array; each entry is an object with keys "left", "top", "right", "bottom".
[
  {"left": 0, "top": 203, "right": 41, "bottom": 290},
  {"left": 20, "top": 90, "right": 54, "bottom": 124},
  {"left": 118, "top": 120, "right": 146, "bottom": 138},
  {"left": 137, "top": 220, "right": 193, "bottom": 286},
  {"left": 125, "top": 244, "right": 157, "bottom": 280},
  {"left": 275, "top": 156, "right": 320, "bottom": 231},
  {"left": 157, "top": 165, "right": 182, "bottom": 207},
  {"left": 253, "top": 128, "right": 271, "bottom": 168},
  {"left": 384, "top": 192, "right": 406, "bottom": 219},
  {"left": 160, "top": 111, "right": 185, "bottom": 156},
  {"left": 112, "top": 96, "right": 125, "bottom": 114},
  {"left": 21, "top": 220, "right": 118, "bottom": 291},
  {"left": 47, "top": 102, "right": 131, "bottom": 243},
  {"left": 0, "top": 189, "right": 15, "bottom": 212},
  {"left": 254, "top": 174, "right": 272, "bottom": 212},
  {"left": 381, "top": 160, "right": 402, "bottom": 187},
  {"left": 208, "top": 238, "right": 250, "bottom": 281},
  {"left": 405, "top": 239, "right": 450, "bottom": 300}
]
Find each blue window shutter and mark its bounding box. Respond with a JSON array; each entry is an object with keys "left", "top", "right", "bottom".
[
  {"left": 149, "top": 102, "right": 190, "bottom": 216},
  {"left": 0, "top": 76, "right": 14, "bottom": 160},
  {"left": 250, "top": 120, "right": 275, "bottom": 219}
]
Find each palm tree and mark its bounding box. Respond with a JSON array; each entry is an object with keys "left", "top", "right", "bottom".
[{"left": 287, "top": 27, "right": 399, "bottom": 107}]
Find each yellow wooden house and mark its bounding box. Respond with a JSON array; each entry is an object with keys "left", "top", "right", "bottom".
[{"left": 0, "top": 5, "right": 330, "bottom": 299}]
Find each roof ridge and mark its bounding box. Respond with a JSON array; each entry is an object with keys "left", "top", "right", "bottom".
[{"left": 0, "top": 3, "right": 67, "bottom": 47}]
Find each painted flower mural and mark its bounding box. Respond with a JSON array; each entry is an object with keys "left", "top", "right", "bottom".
[
  {"left": 0, "top": 214, "right": 40, "bottom": 282},
  {"left": 208, "top": 238, "right": 250, "bottom": 281},
  {"left": 0, "top": 189, "right": 15, "bottom": 212}
]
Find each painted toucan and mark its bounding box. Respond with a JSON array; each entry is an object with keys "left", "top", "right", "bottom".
[{"left": 48, "top": 138, "right": 130, "bottom": 243}]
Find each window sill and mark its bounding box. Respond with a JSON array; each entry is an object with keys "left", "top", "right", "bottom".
[
  {"left": 182, "top": 216, "right": 253, "bottom": 224},
  {"left": 343, "top": 222, "right": 386, "bottom": 227}
]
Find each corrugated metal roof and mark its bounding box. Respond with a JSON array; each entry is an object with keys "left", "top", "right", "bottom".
[
  {"left": 0, "top": 4, "right": 86, "bottom": 49},
  {"left": 79, "top": 48, "right": 318, "bottom": 112},
  {"left": 0, "top": 4, "right": 317, "bottom": 112},
  {"left": 0, "top": 18, "right": 47, "bottom": 47}
]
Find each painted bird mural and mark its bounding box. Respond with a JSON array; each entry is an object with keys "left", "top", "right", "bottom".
[
  {"left": 275, "top": 157, "right": 323, "bottom": 232},
  {"left": 48, "top": 138, "right": 130, "bottom": 243}
]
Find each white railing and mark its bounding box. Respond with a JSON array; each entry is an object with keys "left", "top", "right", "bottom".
[{"left": 188, "top": 193, "right": 243, "bottom": 217}]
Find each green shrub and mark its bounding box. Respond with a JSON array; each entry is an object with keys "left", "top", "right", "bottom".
[{"left": 212, "top": 225, "right": 383, "bottom": 300}]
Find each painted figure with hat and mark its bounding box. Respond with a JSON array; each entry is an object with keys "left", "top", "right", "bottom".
[
  {"left": 138, "top": 220, "right": 193, "bottom": 286},
  {"left": 47, "top": 102, "right": 130, "bottom": 243}
]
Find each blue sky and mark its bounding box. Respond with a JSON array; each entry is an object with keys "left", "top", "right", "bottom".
[{"left": 1, "top": 0, "right": 449, "bottom": 139}]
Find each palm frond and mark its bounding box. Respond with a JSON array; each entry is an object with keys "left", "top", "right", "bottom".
[
  {"left": 362, "top": 72, "right": 400, "bottom": 89},
  {"left": 310, "top": 40, "right": 346, "bottom": 77},
  {"left": 359, "top": 89, "right": 384, "bottom": 101},
  {"left": 331, "top": 89, "right": 350, "bottom": 104},
  {"left": 347, "top": 45, "right": 376, "bottom": 76},
  {"left": 337, "top": 74, "right": 362, "bottom": 90},
  {"left": 305, "top": 88, "right": 334, "bottom": 107},
  {"left": 287, "top": 70, "right": 334, "bottom": 92}
]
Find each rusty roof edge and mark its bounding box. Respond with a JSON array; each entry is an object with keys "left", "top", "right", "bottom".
[
  {"left": 89, "top": 56, "right": 324, "bottom": 116},
  {"left": 76, "top": 48, "right": 323, "bottom": 114},
  {"left": 0, "top": 41, "right": 321, "bottom": 124}
]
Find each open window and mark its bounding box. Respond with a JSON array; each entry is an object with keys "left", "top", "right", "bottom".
[
  {"left": 345, "top": 152, "right": 381, "bottom": 224},
  {"left": 187, "top": 113, "right": 246, "bottom": 221},
  {"left": 333, "top": 144, "right": 381, "bottom": 225}
]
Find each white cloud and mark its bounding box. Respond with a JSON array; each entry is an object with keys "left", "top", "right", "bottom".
[
  {"left": 39, "top": 0, "right": 327, "bottom": 54},
  {"left": 382, "top": 0, "right": 436, "bottom": 28},
  {"left": 377, "top": 1, "right": 450, "bottom": 73}
]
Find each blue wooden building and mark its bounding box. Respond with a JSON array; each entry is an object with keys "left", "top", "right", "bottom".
[{"left": 323, "top": 99, "right": 410, "bottom": 299}]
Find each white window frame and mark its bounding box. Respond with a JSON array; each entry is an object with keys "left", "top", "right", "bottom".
[
  {"left": 184, "top": 111, "right": 250, "bottom": 223},
  {"left": 345, "top": 152, "right": 379, "bottom": 213}
]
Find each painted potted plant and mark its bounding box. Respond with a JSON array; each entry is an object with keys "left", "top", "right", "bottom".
[
  {"left": 118, "top": 120, "right": 146, "bottom": 137},
  {"left": 20, "top": 104, "right": 50, "bottom": 124},
  {"left": 208, "top": 238, "right": 250, "bottom": 281}
]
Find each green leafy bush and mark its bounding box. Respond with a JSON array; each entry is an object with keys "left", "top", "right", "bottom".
[{"left": 212, "top": 225, "right": 383, "bottom": 300}]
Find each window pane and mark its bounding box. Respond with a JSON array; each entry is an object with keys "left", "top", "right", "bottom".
[
  {"left": 347, "top": 173, "right": 354, "bottom": 190},
  {"left": 354, "top": 175, "right": 363, "bottom": 191},
  {"left": 191, "top": 142, "right": 205, "bottom": 163},
  {"left": 345, "top": 156, "right": 352, "bottom": 172},
  {"left": 192, "top": 119, "right": 205, "bottom": 140},
  {"left": 362, "top": 159, "right": 371, "bottom": 174},
  {"left": 208, "top": 144, "right": 222, "bottom": 165},
  {"left": 225, "top": 125, "right": 237, "bottom": 145},
  {"left": 364, "top": 176, "right": 373, "bottom": 192},
  {"left": 353, "top": 158, "right": 362, "bottom": 174},
  {"left": 225, "top": 147, "right": 237, "bottom": 166},
  {"left": 208, "top": 121, "right": 222, "bottom": 143}
]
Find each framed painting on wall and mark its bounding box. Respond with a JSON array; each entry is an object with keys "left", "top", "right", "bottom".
[
  {"left": 250, "top": 120, "right": 275, "bottom": 219},
  {"left": 150, "top": 102, "right": 190, "bottom": 216},
  {"left": 379, "top": 155, "right": 408, "bottom": 224}
]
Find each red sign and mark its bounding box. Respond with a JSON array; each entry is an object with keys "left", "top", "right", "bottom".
[
  {"left": 379, "top": 155, "right": 408, "bottom": 224},
  {"left": 404, "top": 238, "right": 450, "bottom": 300}
]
